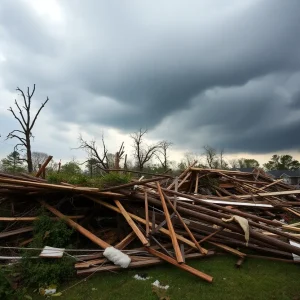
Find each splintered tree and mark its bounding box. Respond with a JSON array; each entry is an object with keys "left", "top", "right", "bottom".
[
  {"left": 130, "top": 128, "right": 162, "bottom": 171},
  {"left": 77, "top": 135, "right": 125, "bottom": 174},
  {"left": 6, "top": 85, "right": 49, "bottom": 173}
]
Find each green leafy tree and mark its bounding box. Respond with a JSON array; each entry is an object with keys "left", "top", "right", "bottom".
[
  {"left": 263, "top": 154, "right": 300, "bottom": 171},
  {"left": 1, "top": 151, "right": 25, "bottom": 173},
  {"left": 61, "top": 161, "right": 81, "bottom": 174},
  {"left": 238, "top": 158, "right": 260, "bottom": 168}
]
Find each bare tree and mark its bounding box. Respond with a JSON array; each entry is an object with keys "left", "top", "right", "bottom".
[
  {"left": 6, "top": 84, "right": 49, "bottom": 172},
  {"left": 76, "top": 135, "right": 109, "bottom": 172},
  {"left": 31, "top": 151, "right": 49, "bottom": 171},
  {"left": 130, "top": 128, "right": 162, "bottom": 171},
  {"left": 76, "top": 135, "right": 125, "bottom": 173},
  {"left": 155, "top": 140, "right": 173, "bottom": 171},
  {"left": 203, "top": 145, "right": 217, "bottom": 168}
]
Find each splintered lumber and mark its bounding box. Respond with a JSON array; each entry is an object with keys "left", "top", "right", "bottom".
[
  {"left": 114, "top": 200, "right": 149, "bottom": 246},
  {"left": 40, "top": 201, "right": 110, "bottom": 249},
  {"left": 142, "top": 185, "right": 284, "bottom": 227},
  {"left": 145, "top": 191, "right": 149, "bottom": 237},
  {"left": 0, "top": 216, "right": 84, "bottom": 221},
  {"left": 146, "top": 247, "right": 213, "bottom": 283},
  {"left": 77, "top": 251, "right": 214, "bottom": 275},
  {"left": 0, "top": 226, "right": 33, "bottom": 238},
  {"left": 256, "top": 179, "right": 283, "bottom": 191},
  {"left": 115, "top": 231, "right": 136, "bottom": 249},
  {"left": 237, "top": 190, "right": 300, "bottom": 199},
  {"left": 101, "top": 177, "right": 166, "bottom": 192},
  {"left": 131, "top": 190, "right": 300, "bottom": 255},
  {"left": 156, "top": 182, "right": 184, "bottom": 263},
  {"left": 0, "top": 177, "right": 124, "bottom": 197},
  {"left": 163, "top": 191, "right": 207, "bottom": 255},
  {"left": 186, "top": 228, "right": 224, "bottom": 255},
  {"left": 35, "top": 156, "right": 53, "bottom": 178},
  {"left": 86, "top": 196, "right": 208, "bottom": 252},
  {"left": 167, "top": 161, "right": 197, "bottom": 190}
]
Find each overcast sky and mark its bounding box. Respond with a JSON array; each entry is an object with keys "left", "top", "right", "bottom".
[{"left": 1, "top": 0, "right": 300, "bottom": 166}]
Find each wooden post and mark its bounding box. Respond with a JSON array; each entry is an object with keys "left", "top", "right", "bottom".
[
  {"left": 36, "top": 156, "right": 53, "bottom": 178},
  {"left": 114, "top": 200, "right": 149, "bottom": 246},
  {"left": 194, "top": 173, "right": 199, "bottom": 194},
  {"left": 115, "top": 231, "right": 136, "bottom": 250},
  {"left": 156, "top": 182, "right": 184, "bottom": 263},
  {"left": 163, "top": 191, "right": 207, "bottom": 255},
  {"left": 146, "top": 247, "right": 213, "bottom": 283},
  {"left": 145, "top": 191, "right": 149, "bottom": 237},
  {"left": 87, "top": 196, "right": 207, "bottom": 252}
]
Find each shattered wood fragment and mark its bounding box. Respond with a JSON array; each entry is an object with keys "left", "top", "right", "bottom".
[
  {"left": 146, "top": 247, "right": 213, "bottom": 283},
  {"left": 114, "top": 200, "right": 149, "bottom": 246},
  {"left": 156, "top": 182, "right": 184, "bottom": 263}
]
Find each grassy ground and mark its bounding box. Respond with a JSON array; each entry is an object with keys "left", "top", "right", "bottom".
[{"left": 30, "top": 255, "right": 300, "bottom": 300}]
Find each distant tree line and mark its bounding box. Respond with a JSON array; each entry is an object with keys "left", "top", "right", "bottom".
[{"left": 2, "top": 84, "right": 300, "bottom": 175}]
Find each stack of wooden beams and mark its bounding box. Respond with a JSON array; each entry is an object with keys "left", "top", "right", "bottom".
[{"left": 1, "top": 166, "right": 300, "bottom": 283}]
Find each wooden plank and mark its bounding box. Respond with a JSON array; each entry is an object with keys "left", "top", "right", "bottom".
[
  {"left": 256, "top": 179, "right": 283, "bottom": 191},
  {"left": 167, "top": 161, "right": 197, "bottom": 190},
  {"left": 87, "top": 196, "right": 207, "bottom": 252},
  {"left": 77, "top": 251, "right": 215, "bottom": 275},
  {"left": 146, "top": 247, "right": 213, "bottom": 283},
  {"left": 115, "top": 231, "right": 136, "bottom": 249},
  {"left": 194, "top": 173, "right": 199, "bottom": 193},
  {"left": 163, "top": 192, "right": 207, "bottom": 255},
  {"left": 40, "top": 201, "right": 110, "bottom": 249},
  {"left": 153, "top": 212, "right": 176, "bottom": 233},
  {"left": 0, "top": 215, "right": 84, "bottom": 221},
  {"left": 177, "top": 172, "right": 191, "bottom": 189},
  {"left": 0, "top": 177, "right": 124, "bottom": 198},
  {"left": 284, "top": 207, "right": 300, "bottom": 218},
  {"left": 36, "top": 156, "right": 53, "bottom": 178},
  {"left": 100, "top": 177, "right": 165, "bottom": 192},
  {"left": 150, "top": 235, "right": 173, "bottom": 257},
  {"left": 156, "top": 182, "right": 184, "bottom": 263},
  {"left": 114, "top": 200, "right": 149, "bottom": 246},
  {"left": 238, "top": 189, "right": 300, "bottom": 198},
  {"left": 145, "top": 191, "right": 149, "bottom": 237},
  {"left": 0, "top": 226, "right": 33, "bottom": 238},
  {"left": 151, "top": 207, "right": 156, "bottom": 234}
]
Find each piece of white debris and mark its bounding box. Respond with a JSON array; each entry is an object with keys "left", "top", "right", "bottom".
[
  {"left": 152, "top": 280, "right": 169, "bottom": 290},
  {"left": 103, "top": 247, "right": 131, "bottom": 268},
  {"left": 133, "top": 274, "right": 150, "bottom": 281}
]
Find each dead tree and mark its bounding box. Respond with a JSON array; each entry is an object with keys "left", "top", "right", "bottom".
[
  {"left": 114, "top": 142, "right": 125, "bottom": 169},
  {"left": 130, "top": 128, "right": 162, "bottom": 171},
  {"left": 76, "top": 135, "right": 125, "bottom": 173},
  {"left": 76, "top": 135, "right": 109, "bottom": 172},
  {"left": 155, "top": 140, "right": 173, "bottom": 172},
  {"left": 6, "top": 84, "right": 49, "bottom": 173},
  {"left": 203, "top": 145, "right": 217, "bottom": 168}
]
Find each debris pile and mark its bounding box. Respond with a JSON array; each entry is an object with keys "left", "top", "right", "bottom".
[{"left": 1, "top": 164, "right": 300, "bottom": 283}]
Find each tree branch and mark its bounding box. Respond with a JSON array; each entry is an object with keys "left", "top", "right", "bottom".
[
  {"left": 7, "top": 107, "right": 26, "bottom": 131},
  {"left": 16, "top": 87, "right": 28, "bottom": 108},
  {"left": 14, "top": 99, "right": 27, "bottom": 126},
  {"left": 29, "top": 97, "right": 49, "bottom": 131}
]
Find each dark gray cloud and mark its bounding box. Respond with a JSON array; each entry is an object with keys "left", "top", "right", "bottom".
[{"left": 1, "top": 0, "right": 300, "bottom": 157}]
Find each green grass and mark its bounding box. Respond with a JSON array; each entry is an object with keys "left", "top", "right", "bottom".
[{"left": 29, "top": 255, "right": 300, "bottom": 300}]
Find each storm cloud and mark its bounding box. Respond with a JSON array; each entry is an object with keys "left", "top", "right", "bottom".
[{"left": 1, "top": 0, "right": 300, "bottom": 160}]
